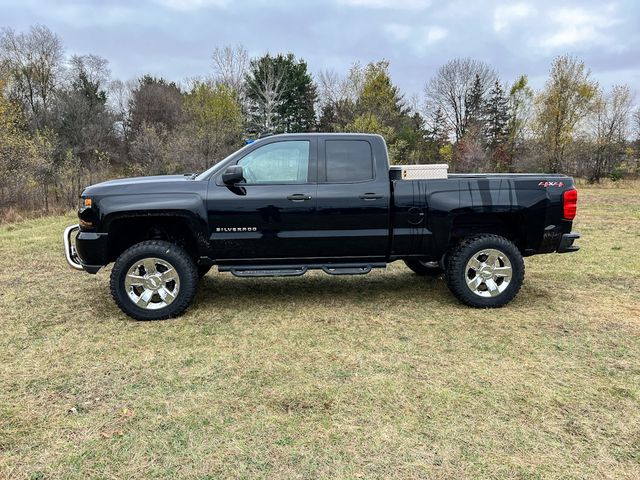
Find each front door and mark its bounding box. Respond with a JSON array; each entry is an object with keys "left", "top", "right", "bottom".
[{"left": 207, "top": 138, "right": 317, "bottom": 262}]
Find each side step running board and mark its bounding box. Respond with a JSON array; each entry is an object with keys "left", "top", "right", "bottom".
[
  {"left": 322, "top": 265, "right": 371, "bottom": 275},
  {"left": 227, "top": 266, "right": 308, "bottom": 278},
  {"left": 219, "top": 263, "right": 385, "bottom": 278}
]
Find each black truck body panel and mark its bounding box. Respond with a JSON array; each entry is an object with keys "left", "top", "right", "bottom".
[{"left": 74, "top": 133, "right": 578, "bottom": 272}]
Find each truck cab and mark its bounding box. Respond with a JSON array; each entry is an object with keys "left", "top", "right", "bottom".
[{"left": 203, "top": 134, "right": 391, "bottom": 264}]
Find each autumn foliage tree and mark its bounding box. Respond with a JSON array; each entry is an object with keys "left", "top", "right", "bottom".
[
  {"left": 535, "top": 55, "right": 598, "bottom": 173},
  {"left": 183, "top": 82, "right": 243, "bottom": 170}
]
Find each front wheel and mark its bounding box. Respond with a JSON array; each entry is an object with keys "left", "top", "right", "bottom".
[
  {"left": 110, "top": 240, "right": 199, "bottom": 320},
  {"left": 445, "top": 235, "right": 524, "bottom": 308}
]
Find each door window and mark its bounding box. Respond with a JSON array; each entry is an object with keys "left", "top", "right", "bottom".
[
  {"left": 238, "top": 141, "right": 310, "bottom": 184},
  {"left": 325, "top": 140, "right": 374, "bottom": 182}
]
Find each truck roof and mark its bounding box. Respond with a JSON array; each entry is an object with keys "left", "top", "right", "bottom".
[{"left": 250, "top": 132, "right": 385, "bottom": 140}]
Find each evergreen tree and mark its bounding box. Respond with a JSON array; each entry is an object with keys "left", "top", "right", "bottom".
[
  {"left": 245, "top": 53, "right": 317, "bottom": 133},
  {"left": 426, "top": 107, "right": 450, "bottom": 147},
  {"left": 345, "top": 60, "right": 426, "bottom": 163},
  {"left": 465, "top": 74, "right": 485, "bottom": 132},
  {"left": 425, "top": 107, "right": 451, "bottom": 164},
  {"left": 356, "top": 61, "right": 409, "bottom": 127},
  {"left": 484, "top": 80, "right": 510, "bottom": 150},
  {"left": 278, "top": 55, "right": 317, "bottom": 132}
]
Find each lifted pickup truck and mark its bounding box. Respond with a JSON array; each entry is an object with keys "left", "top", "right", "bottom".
[{"left": 64, "top": 133, "right": 580, "bottom": 320}]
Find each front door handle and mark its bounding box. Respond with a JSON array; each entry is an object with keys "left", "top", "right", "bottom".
[
  {"left": 359, "top": 193, "right": 383, "bottom": 200},
  {"left": 287, "top": 193, "right": 312, "bottom": 201}
]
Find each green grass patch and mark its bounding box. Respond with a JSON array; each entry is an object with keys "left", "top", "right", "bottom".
[{"left": 1, "top": 183, "right": 639, "bottom": 478}]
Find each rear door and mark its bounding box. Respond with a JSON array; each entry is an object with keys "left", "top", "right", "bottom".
[
  {"left": 207, "top": 138, "right": 318, "bottom": 262},
  {"left": 313, "top": 137, "right": 390, "bottom": 260}
]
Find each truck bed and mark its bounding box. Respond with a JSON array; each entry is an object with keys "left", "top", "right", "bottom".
[{"left": 390, "top": 174, "right": 575, "bottom": 260}]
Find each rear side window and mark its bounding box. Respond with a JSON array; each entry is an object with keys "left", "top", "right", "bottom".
[{"left": 325, "top": 140, "right": 374, "bottom": 182}]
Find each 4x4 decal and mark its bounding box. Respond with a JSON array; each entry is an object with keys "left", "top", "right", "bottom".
[{"left": 539, "top": 181, "right": 565, "bottom": 188}]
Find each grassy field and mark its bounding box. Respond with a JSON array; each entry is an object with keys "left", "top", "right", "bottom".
[{"left": 1, "top": 182, "right": 639, "bottom": 479}]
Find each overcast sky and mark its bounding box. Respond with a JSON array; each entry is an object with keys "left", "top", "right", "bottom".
[{"left": 1, "top": 0, "right": 639, "bottom": 99}]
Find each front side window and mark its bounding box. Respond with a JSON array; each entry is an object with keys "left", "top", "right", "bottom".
[
  {"left": 238, "top": 141, "right": 310, "bottom": 184},
  {"left": 325, "top": 140, "right": 374, "bottom": 183}
]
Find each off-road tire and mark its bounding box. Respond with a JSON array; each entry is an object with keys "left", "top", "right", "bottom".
[
  {"left": 110, "top": 240, "right": 198, "bottom": 320},
  {"left": 403, "top": 259, "right": 444, "bottom": 276},
  {"left": 445, "top": 234, "right": 524, "bottom": 308}
]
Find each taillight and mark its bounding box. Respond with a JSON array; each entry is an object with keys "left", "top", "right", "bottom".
[{"left": 563, "top": 189, "right": 578, "bottom": 220}]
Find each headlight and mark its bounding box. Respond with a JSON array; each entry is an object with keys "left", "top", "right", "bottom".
[{"left": 78, "top": 197, "right": 95, "bottom": 228}]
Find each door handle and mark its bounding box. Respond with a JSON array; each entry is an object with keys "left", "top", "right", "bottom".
[
  {"left": 286, "top": 193, "right": 312, "bottom": 201},
  {"left": 359, "top": 193, "right": 383, "bottom": 200}
]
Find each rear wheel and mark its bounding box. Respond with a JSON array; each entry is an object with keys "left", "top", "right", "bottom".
[
  {"left": 445, "top": 234, "right": 524, "bottom": 308},
  {"left": 110, "top": 240, "right": 198, "bottom": 320},
  {"left": 403, "top": 258, "right": 444, "bottom": 276}
]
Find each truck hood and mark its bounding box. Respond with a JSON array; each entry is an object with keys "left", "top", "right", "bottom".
[{"left": 83, "top": 175, "right": 197, "bottom": 196}]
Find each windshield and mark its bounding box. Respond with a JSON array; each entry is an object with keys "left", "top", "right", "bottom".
[{"left": 194, "top": 142, "right": 254, "bottom": 180}]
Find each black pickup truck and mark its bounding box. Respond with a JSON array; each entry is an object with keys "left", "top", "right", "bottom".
[{"left": 64, "top": 133, "right": 580, "bottom": 320}]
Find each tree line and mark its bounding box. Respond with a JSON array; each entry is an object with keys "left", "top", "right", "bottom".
[{"left": 1, "top": 24, "right": 639, "bottom": 218}]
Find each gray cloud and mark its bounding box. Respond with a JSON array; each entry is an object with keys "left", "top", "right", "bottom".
[{"left": 1, "top": 0, "right": 638, "bottom": 98}]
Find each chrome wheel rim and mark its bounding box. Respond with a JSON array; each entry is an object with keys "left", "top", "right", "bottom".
[
  {"left": 124, "top": 257, "right": 180, "bottom": 310},
  {"left": 464, "top": 249, "right": 512, "bottom": 298}
]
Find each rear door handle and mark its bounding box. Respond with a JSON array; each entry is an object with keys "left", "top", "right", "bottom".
[
  {"left": 359, "top": 193, "right": 383, "bottom": 200},
  {"left": 286, "top": 193, "right": 312, "bottom": 201}
]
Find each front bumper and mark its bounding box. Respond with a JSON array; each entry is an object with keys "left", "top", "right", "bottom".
[
  {"left": 557, "top": 232, "right": 580, "bottom": 253},
  {"left": 63, "top": 224, "right": 108, "bottom": 274}
]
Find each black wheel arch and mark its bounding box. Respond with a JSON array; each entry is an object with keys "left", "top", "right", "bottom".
[{"left": 105, "top": 212, "right": 207, "bottom": 264}]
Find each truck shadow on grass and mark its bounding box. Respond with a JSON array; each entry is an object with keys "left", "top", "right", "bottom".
[
  {"left": 193, "top": 270, "right": 454, "bottom": 310},
  {"left": 90, "top": 268, "right": 553, "bottom": 322},
  {"left": 190, "top": 270, "right": 557, "bottom": 316}
]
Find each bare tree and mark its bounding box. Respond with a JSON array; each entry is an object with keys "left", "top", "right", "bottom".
[
  {"left": 67, "top": 54, "right": 110, "bottom": 87},
  {"left": 345, "top": 61, "right": 365, "bottom": 102},
  {"left": 634, "top": 107, "right": 640, "bottom": 140},
  {"left": 246, "top": 58, "right": 286, "bottom": 132},
  {"left": 211, "top": 45, "right": 249, "bottom": 98},
  {"left": 0, "top": 25, "right": 64, "bottom": 128},
  {"left": 317, "top": 63, "right": 366, "bottom": 108},
  {"left": 256, "top": 66, "right": 285, "bottom": 132},
  {"left": 424, "top": 58, "right": 497, "bottom": 142},
  {"left": 586, "top": 84, "right": 633, "bottom": 182},
  {"left": 317, "top": 69, "right": 341, "bottom": 107},
  {"left": 108, "top": 79, "right": 133, "bottom": 135}
]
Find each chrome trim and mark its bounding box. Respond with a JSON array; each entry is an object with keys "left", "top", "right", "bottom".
[
  {"left": 464, "top": 248, "right": 513, "bottom": 298},
  {"left": 124, "top": 257, "right": 180, "bottom": 310},
  {"left": 63, "top": 224, "right": 84, "bottom": 270}
]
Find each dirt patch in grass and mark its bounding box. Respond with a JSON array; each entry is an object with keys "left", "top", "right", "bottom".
[{"left": 1, "top": 183, "right": 639, "bottom": 479}]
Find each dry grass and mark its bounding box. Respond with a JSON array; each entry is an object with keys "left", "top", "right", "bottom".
[{"left": 1, "top": 182, "right": 639, "bottom": 479}]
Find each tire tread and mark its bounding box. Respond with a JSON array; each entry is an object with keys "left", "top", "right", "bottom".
[
  {"left": 445, "top": 234, "right": 524, "bottom": 308},
  {"left": 110, "top": 240, "right": 198, "bottom": 320}
]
